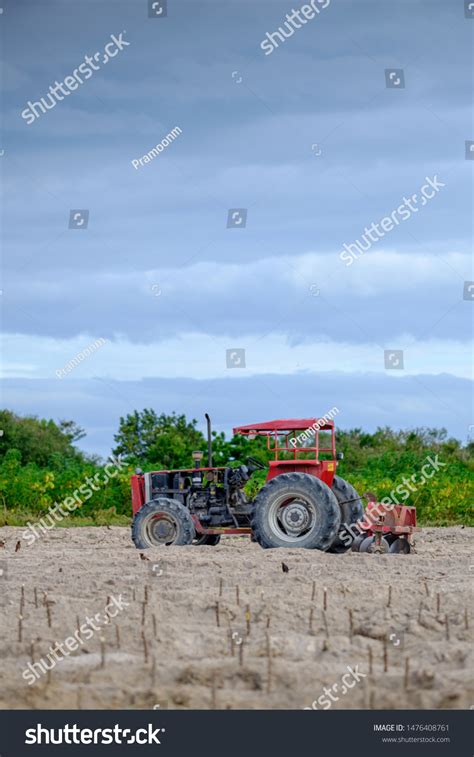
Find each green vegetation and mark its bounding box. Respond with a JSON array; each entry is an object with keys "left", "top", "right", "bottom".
[{"left": 0, "top": 409, "right": 472, "bottom": 528}]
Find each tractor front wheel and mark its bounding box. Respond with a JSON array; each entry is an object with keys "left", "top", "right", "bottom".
[
  {"left": 251, "top": 472, "right": 340, "bottom": 550},
  {"left": 131, "top": 498, "right": 195, "bottom": 549}
]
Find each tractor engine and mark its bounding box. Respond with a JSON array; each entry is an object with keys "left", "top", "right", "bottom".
[
  {"left": 142, "top": 460, "right": 255, "bottom": 529},
  {"left": 130, "top": 414, "right": 268, "bottom": 547}
]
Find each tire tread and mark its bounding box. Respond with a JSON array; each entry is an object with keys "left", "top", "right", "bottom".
[{"left": 251, "top": 472, "right": 340, "bottom": 550}]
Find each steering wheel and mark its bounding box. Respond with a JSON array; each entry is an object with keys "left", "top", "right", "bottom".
[{"left": 247, "top": 456, "right": 266, "bottom": 470}]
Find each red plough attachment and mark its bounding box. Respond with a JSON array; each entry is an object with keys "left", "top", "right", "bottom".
[{"left": 351, "top": 500, "right": 420, "bottom": 554}]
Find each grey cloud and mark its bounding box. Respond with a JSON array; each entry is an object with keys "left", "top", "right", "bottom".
[{"left": 2, "top": 251, "right": 471, "bottom": 343}]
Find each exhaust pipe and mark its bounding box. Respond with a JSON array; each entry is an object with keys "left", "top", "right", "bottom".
[{"left": 205, "top": 413, "right": 212, "bottom": 467}]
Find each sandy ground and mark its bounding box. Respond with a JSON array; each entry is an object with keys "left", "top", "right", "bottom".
[{"left": 0, "top": 526, "right": 472, "bottom": 710}]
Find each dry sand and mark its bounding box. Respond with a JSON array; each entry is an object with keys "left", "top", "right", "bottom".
[{"left": 0, "top": 526, "right": 472, "bottom": 710}]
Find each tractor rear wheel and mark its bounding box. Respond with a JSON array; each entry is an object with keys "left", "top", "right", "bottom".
[
  {"left": 131, "top": 498, "right": 195, "bottom": 549},
  {"left": 327, "top": 476, "right": 364, "bottom": 554},
  {"left": 251, "top": 472, "right": 340, "bottom": 550},
  {"left": 193, "top": 534, "right": 221, "bottom": 546}
]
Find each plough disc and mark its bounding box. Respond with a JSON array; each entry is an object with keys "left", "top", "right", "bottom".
[
  {"left": 351, "top": 534, "right": 366, "bottom": 552},
  {"left": 359, "top": 536, "right": 390, "bottom": 554},
  {"left": 389, "top": 537, "right": 411, "bottom": 554}
]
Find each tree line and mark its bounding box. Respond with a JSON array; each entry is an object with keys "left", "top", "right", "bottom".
[{"left": 0, "top": 409, "right": 472, "bottom": 526}]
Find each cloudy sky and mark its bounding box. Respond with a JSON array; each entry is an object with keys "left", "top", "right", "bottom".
[{"left": 2, "top": 0, "right": 473, "bottom": 457}]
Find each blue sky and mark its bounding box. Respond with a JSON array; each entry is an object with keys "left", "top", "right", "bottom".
[{"left": 1, "top": 0, "right": 473, "bottom": 457}]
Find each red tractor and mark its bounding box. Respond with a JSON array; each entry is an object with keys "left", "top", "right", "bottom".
[{"left": 130, "top": 415, "right": 416, "bottom": 553}]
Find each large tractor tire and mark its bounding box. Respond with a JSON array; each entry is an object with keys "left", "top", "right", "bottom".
[
  {"left": 327, "top": 476, "right": 364, "bottom": 554},
  {"left": 251, "top": 472, "right": 341, "bottom": 550},
  {"left": 193, "top": 534, "right": 221, "bottom": 546},
  {"left": 131, "top": 498, "right": 195, "bottom": 549}
]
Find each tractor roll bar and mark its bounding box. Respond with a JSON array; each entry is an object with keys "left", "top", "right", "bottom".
[{"left": 232, "top": 418, "right": 336, "bottom": 461}]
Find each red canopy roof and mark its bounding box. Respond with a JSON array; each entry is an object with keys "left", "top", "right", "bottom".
[{"left": 233, "top": 418, "right": 334, "bottom": 434}]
